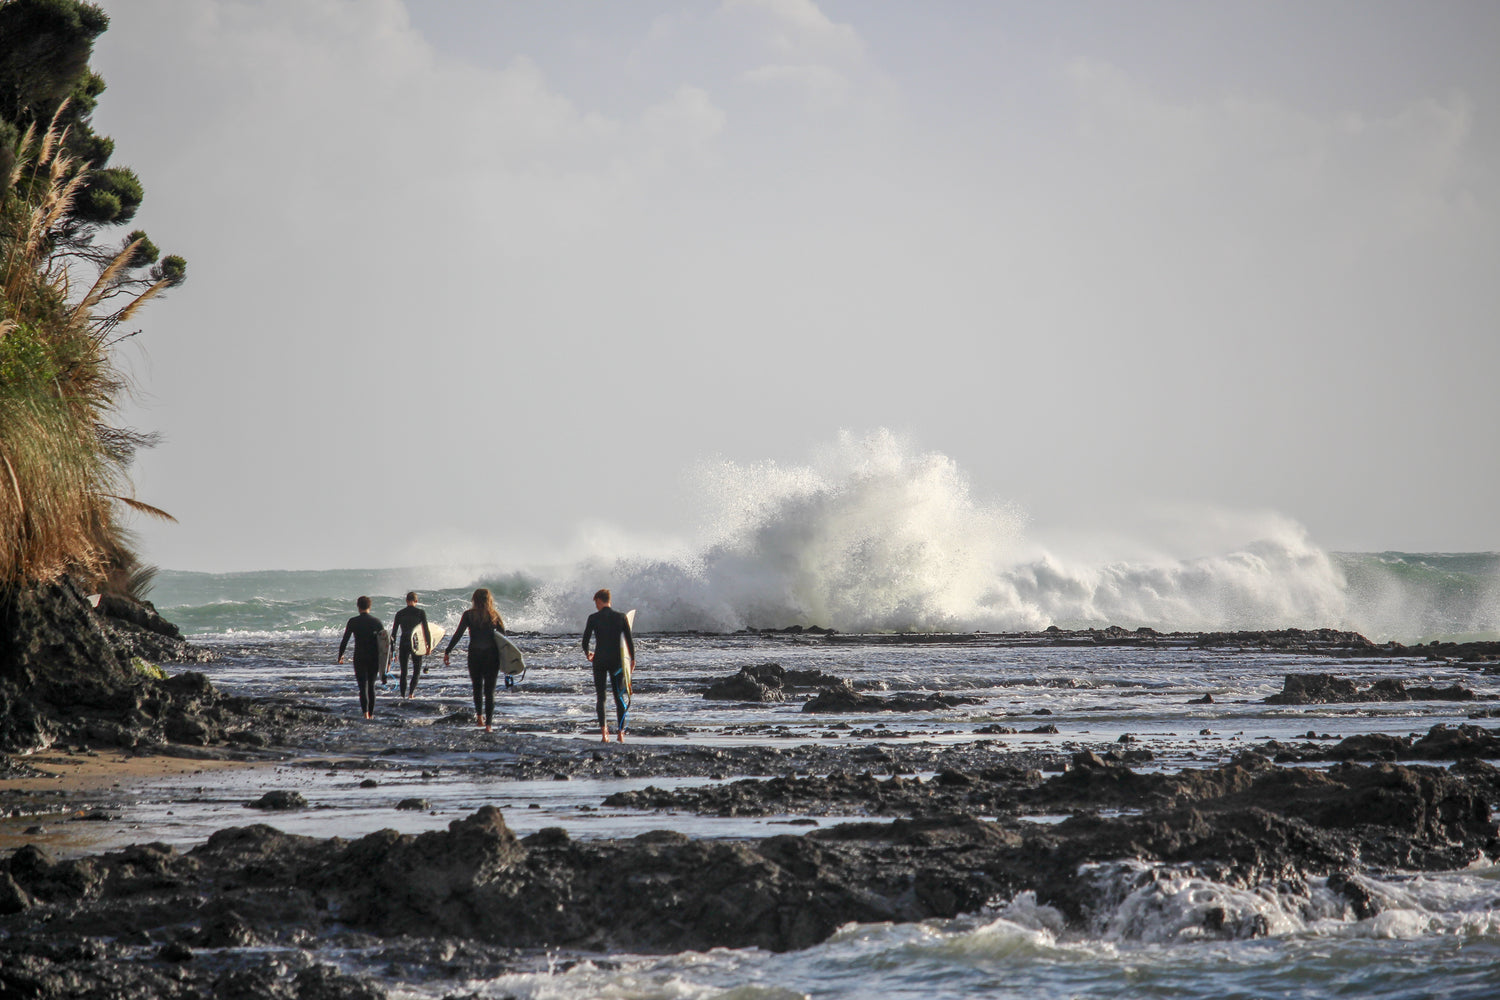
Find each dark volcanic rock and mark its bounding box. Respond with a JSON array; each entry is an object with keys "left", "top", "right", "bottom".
[
  {"left": 801, "top": 688, "right": 984, "bottom": 713},
  {"left": 603, "top": 766, "right": 1046, "bottom": 818},
  {"left": 2, "top": 760, "right": 1496, "bottom": 974},
  {"left": 703, "top": 664, "right": 791, "bottom": 702},
  {"left": 1266, "top": 673, "right": 1478, "bottom": 705},
  {"left": 1324, "top": 733, "right": 1411, "bottom": 761},
  {"left": 95, "top": 592, "right": 215, "bottom": 666},
  {"left": 703, "top": 663, "right": 852, "bottom": 702},
  {"left": 1269, "top": 724, "right": 1500, "bottom": 764},
  {"left": 1265, "top": 674, "right": 1360, "bottom": 704},
  {"left": 247, "top": 790, "right": 308, "bottom": 811},
  {"left": 0, "top": 576, "right": 317, "bottom": 754},
  {"left": 1409, "top": 724, "right": 1500, "bottom": 760}
]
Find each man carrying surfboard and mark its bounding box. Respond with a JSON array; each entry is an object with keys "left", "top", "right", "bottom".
[
  {"left": 582, "top": 589, "right": 635, "bottom": 743},
  {"left": 390, "top": 591, "right": 434, "bottom": 699},
  {"left": 336, "top": 596, "right": 387, "bottom": 720}
]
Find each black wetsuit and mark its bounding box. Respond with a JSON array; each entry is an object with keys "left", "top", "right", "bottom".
[
  {"left": 391, "top": 605, "right": 432, "bottom": 698},
  {"left": 445, "top": 609, "right": 504, "bottom": 727},
  {"left": 582, "top": 606, "right": 634, "bottom": 730},
  {"left": 338, "top": 612, "right": 385, "bottom": 716}
]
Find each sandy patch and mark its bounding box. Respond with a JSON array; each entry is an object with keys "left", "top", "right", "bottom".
[{"left": 1, "top": 748, "right": 271, "bottom": 795}]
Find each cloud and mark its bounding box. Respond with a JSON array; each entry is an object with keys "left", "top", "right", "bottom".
[
  {"left": 85, "top": 3, "right": 1500, "bottom": 569},
  {"left": 1064, "top": 58, "right": 1487, "bottom": 240},
  {"left": 741, "top": 63, "right": 851, "bottom": 111},
  {"left": 643, "top": 85, "right": 728, "bottom": 145},
  {"left": 722, "top": 0, "right": 863, "bottom": 59},
  {"left": 91, "top": 0, "right": 740, "bottom": 569}
]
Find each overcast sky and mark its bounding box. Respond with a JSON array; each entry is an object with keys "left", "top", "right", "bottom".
[{"left": 89, "top": 0, "right": 1499, "bottom": 573}]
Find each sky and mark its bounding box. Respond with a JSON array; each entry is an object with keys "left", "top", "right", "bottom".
[{"left": 87, "top": 0, "right": 1500, "bottom": 573}]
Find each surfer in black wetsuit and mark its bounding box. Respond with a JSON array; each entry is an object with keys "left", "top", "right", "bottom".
[
  {"left": 336, "top": 596, "right": 385, "bottom": 720},
  {"left": 390, "top": 591, "right": 432, "bottom": 699},
  {"left": 443, "top": 588, "right": 505, "bottom": 733},
  {"left": 582, "top": 588, "right": 634, "bottom": 743}
]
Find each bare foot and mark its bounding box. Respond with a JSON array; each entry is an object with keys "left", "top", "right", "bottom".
[
  {"left": 485, "top": 725, "right": 493, "bottom": 733},
  {"left": 617, "top": 731, "right": 625, "bottom": 743},
  {"left": 600, "top": 726, "right": 610, "bottom": 743}
]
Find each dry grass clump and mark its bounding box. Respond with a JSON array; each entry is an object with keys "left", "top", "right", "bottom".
[{"left": 1, "top": 103, "right": 172, "bottom": 594}]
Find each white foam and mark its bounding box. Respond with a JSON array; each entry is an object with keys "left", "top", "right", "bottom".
[
  {"left": 156, "top": 431, "right": 1500, "bottom": 641},
  {"left": 518, "top": 430, "right": 1356, "bottom": 634},
  {"left": 1072, "top": 861, "right": 1500, "bottom": 944}
]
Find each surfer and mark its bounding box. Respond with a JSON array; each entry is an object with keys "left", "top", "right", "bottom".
[
  {"left": 443, "top": 588, "right": 506, "bottom": 733},
  {"left": 335, "top": 596, "right": 386, "bottom": 720},
  {"left": 390, "top": 591, "right": 433, "bottom": 699},
  {"left": 582, "top": 588, "right": 634, "bottom": 743}
]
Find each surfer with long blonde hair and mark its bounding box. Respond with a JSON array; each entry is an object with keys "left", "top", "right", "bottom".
[{"left": 443, "top": 588, "right": 506, "bottom": 732}]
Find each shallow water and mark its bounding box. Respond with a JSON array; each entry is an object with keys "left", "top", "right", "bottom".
[
  {"left": 26, "top": 629, "right": 1494, "bottom": 853},
  {"left": 203, "top": 630, "right": 1499, "bottom": 756}
]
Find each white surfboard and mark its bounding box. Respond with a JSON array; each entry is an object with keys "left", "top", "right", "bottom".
[
  {"left": 620, "top": 609, "right": 636, "bottom": 698},
  {"left": 498, "top": 632, "right": 526, "bottom": 680},
  {"left": 409, "top": 622, "right": 445, "bottom": 657}
]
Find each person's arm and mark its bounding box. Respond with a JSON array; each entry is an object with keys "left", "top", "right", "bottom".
[
  {"left": 581, "top": 614, "right": 595, "bottom": 661},
  {"left": 420, "top": 610, "right": 431, "bottom": 651},
  {"left": 337, "top": 619, "right": 354, "bottom": 661},
  {"left": 444, "top": 611, "right": 469, "bottom": 662}
]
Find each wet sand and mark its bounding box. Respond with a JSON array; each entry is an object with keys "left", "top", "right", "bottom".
[{"left": 0, "top": 747, "right": 274, "bottom": 794}]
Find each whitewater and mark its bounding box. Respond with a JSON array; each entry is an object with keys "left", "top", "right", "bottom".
[{"left": 154, "top": 433, "right": 1498, "bottom": 644}]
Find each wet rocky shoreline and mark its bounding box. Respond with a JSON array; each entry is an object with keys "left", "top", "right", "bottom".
[
  {"left": 0, "top": 578, "right": 326, "bottom": 758},
  {"left": 3, "top": 749, "right": 1498, "bottom": 998},
  {"left": 4, "top": 581, "right": 1500, "bottom": 998}
]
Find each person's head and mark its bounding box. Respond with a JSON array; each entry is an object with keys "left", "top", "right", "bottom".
[
  {"left": 593, "top": 588, "right": 611, "bottom": 610},
  {"left": 405, "top": 591, "right": 418, "bottom": 605},
  {"left": 471, "top": 588, "right": 503, "bottom": 628},
  {"left": 357, "top": 595, "right": 371, "bottom": 612}
]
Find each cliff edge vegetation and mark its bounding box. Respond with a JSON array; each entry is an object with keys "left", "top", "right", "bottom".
[
  {"left": 0, "top": 0, "right": 184, "bottom": 599},
  {"left": 0, "top": 1, "right": 231, "bottom": 754}
]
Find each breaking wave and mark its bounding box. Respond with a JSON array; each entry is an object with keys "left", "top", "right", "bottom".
[
  {"left": 519, "top": 431, "right": 1497, "bottom": 640},
  {"left": 154, "top": 431, "right": 1498, "bottom": 641}
]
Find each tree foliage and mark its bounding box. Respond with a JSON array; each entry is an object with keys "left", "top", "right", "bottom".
[{"left": 0, "top": 0, "right": 184, "bottom": 597}]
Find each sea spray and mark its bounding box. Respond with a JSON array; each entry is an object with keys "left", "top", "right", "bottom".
[
  {"left": 993, "top": 526, "right": 1351, "bottom": 633},
  {"left": 149, "top": 433, "right": 1500, "bottom": 641},
  {"left": 522, "top": 430, "right": 1028, "bottom": 632},
  {"left": 1336, "top": 551, "right": 1500, "bottom": 643},
  {"left": 520, "top": 431, "right": 1361, "bottom": 634}
]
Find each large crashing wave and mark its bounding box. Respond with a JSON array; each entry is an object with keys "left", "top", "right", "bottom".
[
  {"left": 520, "top": 430, "right": 1379, "bottom": 635},
  {"left": 154, "top": 431, "right": 1498, "bottom": 640}
]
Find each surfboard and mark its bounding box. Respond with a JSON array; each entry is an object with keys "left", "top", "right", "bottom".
[
  {"left": 498, "top": 632, "right": 526, "bottom": 682},
  {"left": 375, "top": 627, "right": 390, "bottom": 672},
  {"left": 620, "top": 609, "right": 636, "bottom": 699},
  {"left": 409, "top": 621, "right": 445, "bottom": 657}
]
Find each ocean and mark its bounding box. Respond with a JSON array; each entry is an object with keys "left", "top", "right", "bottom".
[
  {"left": 150, "top": 550, "right": 1500, "bottom": 644},
  {"left": 121, "top": 548, "right": 1500, "bottom": 999}
]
